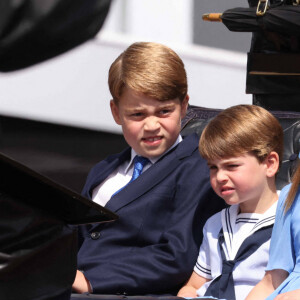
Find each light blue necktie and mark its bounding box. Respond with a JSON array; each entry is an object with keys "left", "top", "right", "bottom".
[
  {"left": 130, "top": 156, "right": 150, "bottom": 182},
  {"left": 112, "top": 156, "right": 150, "bottom": 197}
]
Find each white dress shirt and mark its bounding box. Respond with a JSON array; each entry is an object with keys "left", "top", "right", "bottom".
[{"left": 92, "top": 135, "right": 182, "bottom": 207}]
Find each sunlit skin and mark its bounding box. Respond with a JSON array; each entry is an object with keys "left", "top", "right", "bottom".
[
  {"left": 245, "top": 269, "right": 289, "bottom": 300},
  {"left": 72, "top": 270, "right": 92, "bottom": 293},
  {"left": 208, "top": 152, "right": 279, "bottom": 214},
  {"left": 273, "top": 288, "right": 300, "bottom": 300},
  {"left": 110, "top": 87, "right": 189, "bottom": 159}
]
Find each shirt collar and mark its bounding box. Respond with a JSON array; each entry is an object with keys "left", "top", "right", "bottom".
[{"left": 125, "top": 135, "right": 182, "bottom": 173}]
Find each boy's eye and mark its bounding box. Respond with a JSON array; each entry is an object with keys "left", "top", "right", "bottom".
[
  {"left": 209, "top": 165, "right": 217, "bottom": 170},
  {"left": 159, "top": 109, "right": 171, "bottom": 115},
  {"left": 228, "top": 164, "right": 239, "bottom": 169},
  {"left": 131, "top": 112, "right": 143, "bottom": 117}
]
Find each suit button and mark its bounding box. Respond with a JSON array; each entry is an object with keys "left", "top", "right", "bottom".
[{"left": 90, "top": 232, "right": 100, "bottom": 240}]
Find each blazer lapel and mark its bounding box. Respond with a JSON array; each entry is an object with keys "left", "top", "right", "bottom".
[
  {"left": 86, "top": 148, "right": 131, "bottom": 199},
  {"left": 106, "top": 134, "right": 199, "bottom": 212}
]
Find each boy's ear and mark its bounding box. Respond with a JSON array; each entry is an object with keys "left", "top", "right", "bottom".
[
  {"left": 265, "top": 151, "right": 280, "bottom": 177},
  {"left": 110, "top": 99, "right": 121, "bottom": 125},
  {"left": 180, "top": 94, "right": 189, "bottom": 119}
]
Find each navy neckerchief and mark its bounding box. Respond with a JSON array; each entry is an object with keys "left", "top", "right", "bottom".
[{"left": 204, "top": 224, "right": 273, "bottom": 300}]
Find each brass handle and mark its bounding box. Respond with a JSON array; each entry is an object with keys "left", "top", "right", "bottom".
[{"left": 202, "top": 13, "right": 223, "bottom": 22}]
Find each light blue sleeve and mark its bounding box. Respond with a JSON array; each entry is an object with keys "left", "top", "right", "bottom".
[{"left": 266, "top": 185, "right": 295, "bottom": 273}]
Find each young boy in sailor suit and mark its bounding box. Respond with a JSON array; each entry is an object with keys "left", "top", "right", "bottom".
[{"left": 177, "top": 105, "right": 284, "bottom": 300}]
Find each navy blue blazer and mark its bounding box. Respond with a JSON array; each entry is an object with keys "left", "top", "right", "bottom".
[{"left": 77, "top": 133, "right": 224, "bottom": 295}]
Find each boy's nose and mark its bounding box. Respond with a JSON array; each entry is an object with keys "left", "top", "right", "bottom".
[
  {"left": 216, "top": 170, "right": 228, "bottom": 182},
  {"left": 144, "top": 116, "right": 160, "bottom": 131}
]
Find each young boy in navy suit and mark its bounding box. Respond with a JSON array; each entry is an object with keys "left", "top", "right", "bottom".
[{"left": 72, "top": 42, "right": 224, "bottom": 296}]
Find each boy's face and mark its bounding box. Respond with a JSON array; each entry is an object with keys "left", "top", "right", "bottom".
[
  {"left": 110, "top": 87, "right": 188, "bottom": 159},
  {"left": 207, "top": 153, "right": 276, "bottom": 213}
]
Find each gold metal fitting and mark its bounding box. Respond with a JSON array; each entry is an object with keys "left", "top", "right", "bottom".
[{"left": 256, "top": 0, "right": 269, "bottom": 16}]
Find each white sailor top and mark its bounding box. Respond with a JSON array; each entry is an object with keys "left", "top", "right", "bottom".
[{"left": 194, "top": 202, "right": 277, "bottom": 300}]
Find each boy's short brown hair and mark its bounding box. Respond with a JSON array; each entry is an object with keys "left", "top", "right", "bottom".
[
  {"left": 108, "top": 42, "right": 187, "bottom": 103},
  {"left": 199, "top": 105, "right": 283, "bottom": 164}
]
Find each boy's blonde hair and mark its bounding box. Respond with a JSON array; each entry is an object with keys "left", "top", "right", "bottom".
[
  {"left": 199, "top": 105, "right": 283, "bottom": 164},
  {"left": 108, "top": 42, "right": 187, "bottom": 103}
]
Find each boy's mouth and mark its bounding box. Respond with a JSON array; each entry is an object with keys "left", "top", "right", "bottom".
[
  {"left": 220, "top": 186, "right": 234, "bottom": 195},
  {"left": 142, "top": 136, "right": 163, "bottom": 145},
  {"left": 142, "top": 136, "right": 162, "bottom": 142}
]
